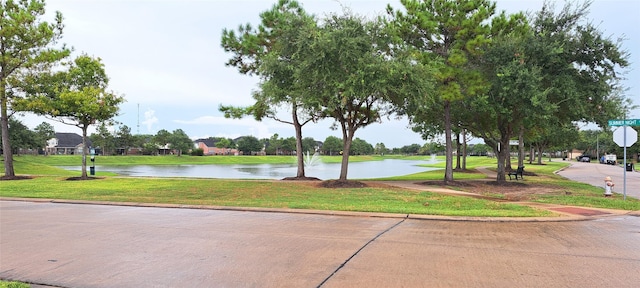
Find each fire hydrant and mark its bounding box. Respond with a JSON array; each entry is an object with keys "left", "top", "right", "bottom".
[{"left": 604, "top": 176, "right": 614, "bottom": 197}]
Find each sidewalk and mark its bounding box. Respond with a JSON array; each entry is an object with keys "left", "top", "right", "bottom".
[{"left": 377, "top": 164, "right": 640, "bottom": 220}]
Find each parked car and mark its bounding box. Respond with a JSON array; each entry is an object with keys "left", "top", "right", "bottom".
[
  {"left": 601, "top": 154, "right": 617, "bottom": 165},
  {"left": 577, "top": 155, "right": 591, "bottom": 162}
]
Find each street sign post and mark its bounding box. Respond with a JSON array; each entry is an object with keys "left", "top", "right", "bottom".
[{"left": 610, "top": 124, "right": 638, "bottom": 200}]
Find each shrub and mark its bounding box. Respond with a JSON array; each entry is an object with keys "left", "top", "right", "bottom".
[{"left": 191, "top": 148, "right": 204, "bottom": 156}]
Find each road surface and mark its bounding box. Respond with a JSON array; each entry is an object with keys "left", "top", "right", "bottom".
[
  {"left": 557, "top": 161, "right": 639, "bottom": 199},
  {"left": 1, "top": 200, "right": 639, "bottom": 288}
]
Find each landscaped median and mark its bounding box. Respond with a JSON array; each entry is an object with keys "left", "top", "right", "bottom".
[{"left": 1, "top": 155, "right": 639, "bottom": 217}]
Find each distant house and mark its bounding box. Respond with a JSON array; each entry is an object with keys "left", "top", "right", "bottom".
[
  {"left": 47, "top": 133, "right": 92, "bottom": 155},
  {"left": 194, "top": 138, "right": 237, "bottom": 155}
]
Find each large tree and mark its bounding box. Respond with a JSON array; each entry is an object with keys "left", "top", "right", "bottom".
[
  {"left": 168, "top": 129, "right": 192, "bottom": 157},
  {"left": 19, "top": 55, "right": 124, "bottom": 179},
  {"left": 464, "top": 30, "right": 546, "bottom": 180},
  {"left": 297, "top": 12, "right": 432, "bottom": 181},
  {"left": 236, "top": 135, "right": 263, "bottom": 155},
  {"left": 529, "top": 1, "right": 629, "bottom": 127},
  {"left": 3, "top": 118, "right": 33, "bottom": 154},
  {"left": 465, "top": 1, "right": 628, "bottom": 181},
  {"left": 0, "top": 0, "right": 70, "bottom": 178},
  {"left": 116, "top": 125, "right": 133, "bottom": 155},
  {"left": 153, "top": 129, "right": 171, "bottom": 155},
  {"left": 388, "top": 0, "right": 498, "bottom": 183},
  {"left": 322, "top": 136, "right": 342, "bottom": 156},
  {"left": 220, "top": 0, "right": 320, "bottom": 178}
]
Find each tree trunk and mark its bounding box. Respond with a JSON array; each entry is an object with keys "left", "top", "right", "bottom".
[
  {"left": 444, "top": 100, "right": 453, "bottom": 183},
  {"left": 537, "top": 146, "right": 544, "bottom": 164},
  {"left": 518, "top": 126, "right": 525, "bottom": 168},
  {"left": 529, "top": 144, "right": 534, "bottom": 164},
  {"left": 505, "top": 143, "right": 512, "bottom": 171},
  {"left": 455, "top": 132, "right": 461, "bottom": 170},
  {"left": 462, "top": 130, "right": 467, "bottom": 170},
  {"left": 81, "top": 126, "right": 88, "bottom": 179},
  {"left": 338, "top": 127, "right": 354, "bottom": 181},
  {"left": 0, "top": 84, "right": 15, "bottom": 178},
  {"left": 293, "top": 109, "right": 306, "bottom": 178},
  {"left": 495, "top": 138, "right": 510, "bottom": 182}
]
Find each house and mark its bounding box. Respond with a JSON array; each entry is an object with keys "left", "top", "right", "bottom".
[
  {"left": 47, "top": 132, "right": 92, "bottom": 155},
  {"left": 194, "top": 138, "right": 237, "bottom": 155}
]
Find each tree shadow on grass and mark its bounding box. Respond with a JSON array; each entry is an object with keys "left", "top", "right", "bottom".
[
  {"left": 0, "top": 175, "right": 33, "bottom": 181},
  {"left": 65, "top": 177, "right": 103, "bottom": 181}
]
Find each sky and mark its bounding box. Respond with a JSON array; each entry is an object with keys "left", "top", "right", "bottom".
[{"left": 16, "top": 0, "right": 640, "bottom": 149}]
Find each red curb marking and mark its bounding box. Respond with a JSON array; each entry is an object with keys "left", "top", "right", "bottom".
[{"left": 549, "top": 207, "right": 610, "bottom": 216}]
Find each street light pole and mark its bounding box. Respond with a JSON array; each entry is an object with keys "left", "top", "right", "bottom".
[
  {"left": 623, "top": 111, "right": 627, "bottom": 200},
  {"left": 596, "top": 132, "right": 600, "bottom": 161}
]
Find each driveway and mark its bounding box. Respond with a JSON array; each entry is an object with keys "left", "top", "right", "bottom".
[
  {"left": 1, "top": 201, "right": 639, "bottom": 287},
  {"left": 556, "top": 161, "right": 640, "bottom": 199}
]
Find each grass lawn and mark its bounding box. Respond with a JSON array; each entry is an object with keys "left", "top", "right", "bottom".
[
  {"left": 0, "top": 175, "right": 549, "bottom": 217},
  {"left": 0, "top": 281, "right": 30, "bottom": 288},
  {"left": 2, "top": 155, "right": 638, "bottom": 215}
]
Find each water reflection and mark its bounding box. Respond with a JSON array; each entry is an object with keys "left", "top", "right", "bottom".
[{"left": 60, "top": 159, "right": 440, "bottom": 180}]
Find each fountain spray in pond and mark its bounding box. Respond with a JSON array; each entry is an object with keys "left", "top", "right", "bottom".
[{"left": 304, "top": 151, "right": 321, "bottom": 168}]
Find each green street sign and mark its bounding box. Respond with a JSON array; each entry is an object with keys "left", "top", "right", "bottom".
[{"left": 608, "top": 119, "right": 640, "bottom": 126}]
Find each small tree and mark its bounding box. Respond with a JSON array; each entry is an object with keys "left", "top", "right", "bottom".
[
  {"left": 116, "top": 125, "right": 134, "bottom": 155},
  {"left": 374, "top": 142, "right": 388, "bottom": 155},
  {"left": 20, "top": 55, "right": 124, "bottom": 179},
  {"left": 214, "top": 137, "right": 233, "bottom": 154},
  {"left": 34, "top": 122, "right": 55, "bottom": 154},
  {"left": 90, "top": 122, "right": 115, "bottom": 155}
]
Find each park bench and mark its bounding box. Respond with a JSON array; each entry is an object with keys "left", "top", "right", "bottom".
[{"left": 508, "top": 166, "right": 525, "bottom": 180}]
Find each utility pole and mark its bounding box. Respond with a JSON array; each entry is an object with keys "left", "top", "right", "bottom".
[{"left": 137, "top": 103, "right": 140, "bottom": 135}]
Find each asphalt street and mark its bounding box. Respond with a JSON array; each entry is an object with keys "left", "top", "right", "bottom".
[
  {"left": 557, "top": 160, "right": 639, "bottom": 199},
  {"left": 1, "top": 161, "right": 639, "bottom": 287}
]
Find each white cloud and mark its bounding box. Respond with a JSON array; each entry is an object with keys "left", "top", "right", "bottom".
[
  {"left": 29, "top": 0, "right": 637, "bottom": 149},
  {"left": 174, "top": 115, "right": 289, "bottom": 140},
  {"left": 141, "top": 109, "right": 159, "bottom": 132}
]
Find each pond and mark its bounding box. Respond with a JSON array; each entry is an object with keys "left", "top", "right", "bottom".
[{"left": 60, "top": 159, "right": 441, "bottom": 180}]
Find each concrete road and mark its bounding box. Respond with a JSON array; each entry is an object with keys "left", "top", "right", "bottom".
[
  {"left": 557, "top": 161, "right": 639, "bottom": 199},
  {"left": 2, "top": 201, "right": 639, "bottom": 288}
]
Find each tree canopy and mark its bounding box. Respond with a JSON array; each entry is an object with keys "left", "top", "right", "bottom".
[
  {"left": 220, "top": 0, "right": 320, "bottom": 178},
  {"left": 296, "top": 12, "right": 432, "bottom": 180},
  {"left": 17, "top": 55, "right": 124, "bottom": 179},
  {"left": 0, "top": 0, "right": 70, "bottom": 178}
]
